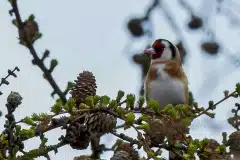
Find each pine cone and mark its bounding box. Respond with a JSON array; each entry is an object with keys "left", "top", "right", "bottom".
[
  {"left": 111, "top": 151, "right": 131, "bottom": 160},
  {"left": 70, "top": 71, "right": 97, "bottom": 108},
  {"left": 65, "top": 114, "right": 91, "bottom": 150},
  {"left": 86, "top": 113, "right": 117, "bottom": 136},
  {"left": 19, "top": 20, "right": 39, "bottom": 43},
  {"left": 145, "top": 115, "right": 187, "bottom": 145},
  {"left": 145, "top": 117, "right": 165, "bottom": 145},
  {"left": 117, "top": 143, "right": 139, "bottom": 160},
  {"left": 227, "top": 131, "right": 240, "bottom": 154}
]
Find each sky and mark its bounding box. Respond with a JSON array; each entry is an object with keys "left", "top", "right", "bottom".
[{"left": 0, "top": 0, "right": 239, "bottom": 159}]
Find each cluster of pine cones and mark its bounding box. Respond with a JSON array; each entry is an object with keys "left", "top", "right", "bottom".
[{"left": 65, "top": 71, "right": 117, "bottom": 150}]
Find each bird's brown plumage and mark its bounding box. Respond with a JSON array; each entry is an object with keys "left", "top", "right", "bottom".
[{"left": 145, "top": 59, "right": 189, "bottom": 104}]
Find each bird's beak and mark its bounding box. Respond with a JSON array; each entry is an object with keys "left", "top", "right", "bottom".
[{"left": 144, "top": 48, "right": 156, "bottom": 55}]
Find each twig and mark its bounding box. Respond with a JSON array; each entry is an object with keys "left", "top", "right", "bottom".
[
  {"left": 157, "top": 143, "right": 187, "bottom": 160},
  {"left": 111, "top": 131, "right": 139, "bottom": 144},
  {"left": 111, "top": 130, "right": 187, "bottom": 160},
  {"left": 17, "top": 140, "right": 66, "bottom": 159},
  {"left": 9, "top": 0, "right": 67, "bottom": 103},
  {"left": 90, "top": 136, "right": 101, "bottom": 159},
  {"left": 144, "top": 0, "right": 160, "bottom": 20},
  {"left": 119, "top": 100, "right": 127, "bottom": 106},
  {"left": 116, "top": 124, "right": 125, "bottom": 129},
  {"left": 22, "top": 116, "right": 70, "bottom": 141},
  {"left": 178, "top": 0, "right": 195, "bottom": 16},
  {"left": 196, "top": 90, "right": 236, "bottom": 118},
  {"left": 0, "top": 66, "right": 20, "bottom": 95}
]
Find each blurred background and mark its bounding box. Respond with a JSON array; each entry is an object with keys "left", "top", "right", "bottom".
[{"left": 0, "top": 0, "right": 240, "bottom": 159}]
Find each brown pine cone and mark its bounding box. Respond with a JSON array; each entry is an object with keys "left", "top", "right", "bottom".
[
  {"left": 70, "top": 71, "right": 97, "bottom": 108},
  {"left": 66, "top": 112, "right": 117, "bottom": 150},
  {"left": 110, "top": 151, "right": 131, "bottom": 160},
  {"left": 145, "top": 117, "right": 165, "bottom": 145},
  {"left": 85, "top": 112, "right": 116, "bottom": 159},
  {"left": 86, "top": 113, "right": 117, "bottom": 136},
  {"left": 65, "top": 114, "right": 91, "bottom": 150},
  {"left": 117, "top": 143, "right": 139, "bottom": 160},
  {"left": 145, "top": 115, "right": 188, "bottom": 146}
]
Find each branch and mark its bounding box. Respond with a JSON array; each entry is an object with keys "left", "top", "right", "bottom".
[
  {"left": 22, "top": 116, "right": 70, "bottom": 141},
  {"left": 111, "top": 131, "right": 139, "bottom": 145},
  {"left": 8, "top": 0, "right": 67, "bottom": 103},
  {"left": 3, "top": 92, "right": 23, "bottom": 158}
]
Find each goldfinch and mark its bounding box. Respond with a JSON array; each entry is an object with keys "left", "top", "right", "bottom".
[
  {"left": 144, "top": 39, "right": 189, "bottom": 107},
  {"left": 144, "top": 39, "right": 189, "bottom": 160}
]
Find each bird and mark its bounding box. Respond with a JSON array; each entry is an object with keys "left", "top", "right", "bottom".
[
  {"left": 144, "top": 38, "right": 189, "bottom": 107},
  {"left": 143, "top": 39, "right": 189, "bottom": 160}
]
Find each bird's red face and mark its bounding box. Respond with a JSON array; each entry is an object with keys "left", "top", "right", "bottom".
[
  {"left": 144, "top": 39, "right": 176, "bottom": 61},
  {"left": 144, "top": 40, "right": 166, "bottom": 59}
]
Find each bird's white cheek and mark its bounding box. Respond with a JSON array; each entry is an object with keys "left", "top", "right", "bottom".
[{"left": 160, "top": 48, "right": 172, "bottom": 61}]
